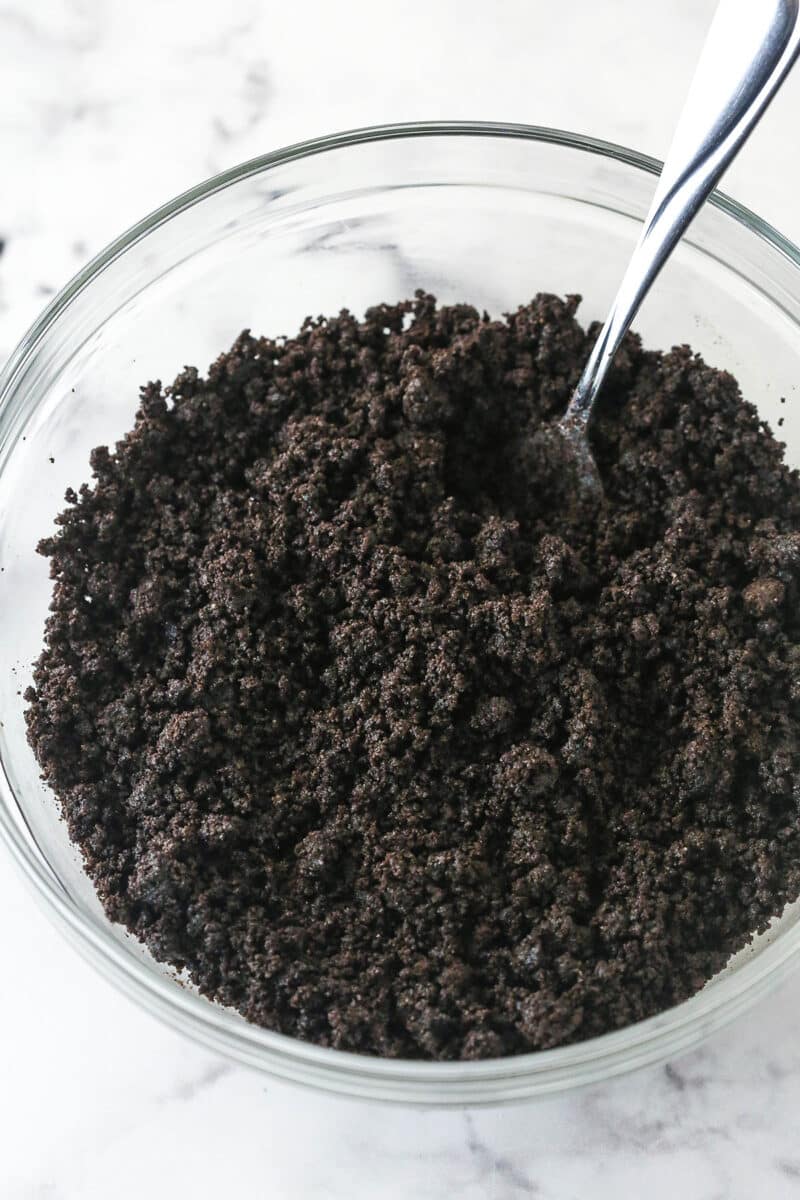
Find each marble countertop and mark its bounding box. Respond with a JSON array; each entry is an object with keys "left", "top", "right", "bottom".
[{"left": 4, "top": 2, "right": 800, "bottom": 1196}]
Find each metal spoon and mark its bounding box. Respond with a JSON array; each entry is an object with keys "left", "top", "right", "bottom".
[{"left": 559, "top": 0, "right": 800, "bottom": 497}]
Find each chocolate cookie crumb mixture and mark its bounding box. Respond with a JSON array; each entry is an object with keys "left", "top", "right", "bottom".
[{"left": 25, "top": 293, "right": 800, "bottom": 1060}]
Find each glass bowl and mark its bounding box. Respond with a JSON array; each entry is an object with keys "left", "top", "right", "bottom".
[{"left": 2, "top": 122, "right": 800, "bottom": 1107}]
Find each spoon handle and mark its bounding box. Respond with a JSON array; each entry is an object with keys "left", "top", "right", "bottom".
[{"left": 566, "top": 0, "right": 800, "bottom": 428}]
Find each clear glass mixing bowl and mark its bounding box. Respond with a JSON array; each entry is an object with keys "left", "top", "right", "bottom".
[{"left": 2, "top": 122, "right": 800, "bottom": 1106}]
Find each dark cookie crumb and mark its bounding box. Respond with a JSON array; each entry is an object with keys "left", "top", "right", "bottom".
[{"left": 25, "top": 292, "right": 800, "bottom": 1060}]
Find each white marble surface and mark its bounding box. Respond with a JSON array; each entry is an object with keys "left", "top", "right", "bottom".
[{"left": 3, "top": 2, "right": 800, "bottom": 1196}]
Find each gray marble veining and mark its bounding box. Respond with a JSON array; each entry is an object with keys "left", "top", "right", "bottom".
[{"left": 3, "top": 1, "right": 800, "bottom": 1196}]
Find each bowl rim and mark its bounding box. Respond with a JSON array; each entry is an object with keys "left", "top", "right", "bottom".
[{"left": 3, "top": 119, "right": 800, "bottom": 1100}]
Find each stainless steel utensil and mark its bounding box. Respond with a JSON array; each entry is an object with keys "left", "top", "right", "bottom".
[{"left": 560, "top": 0, "right": 800, "bottom": 494}]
